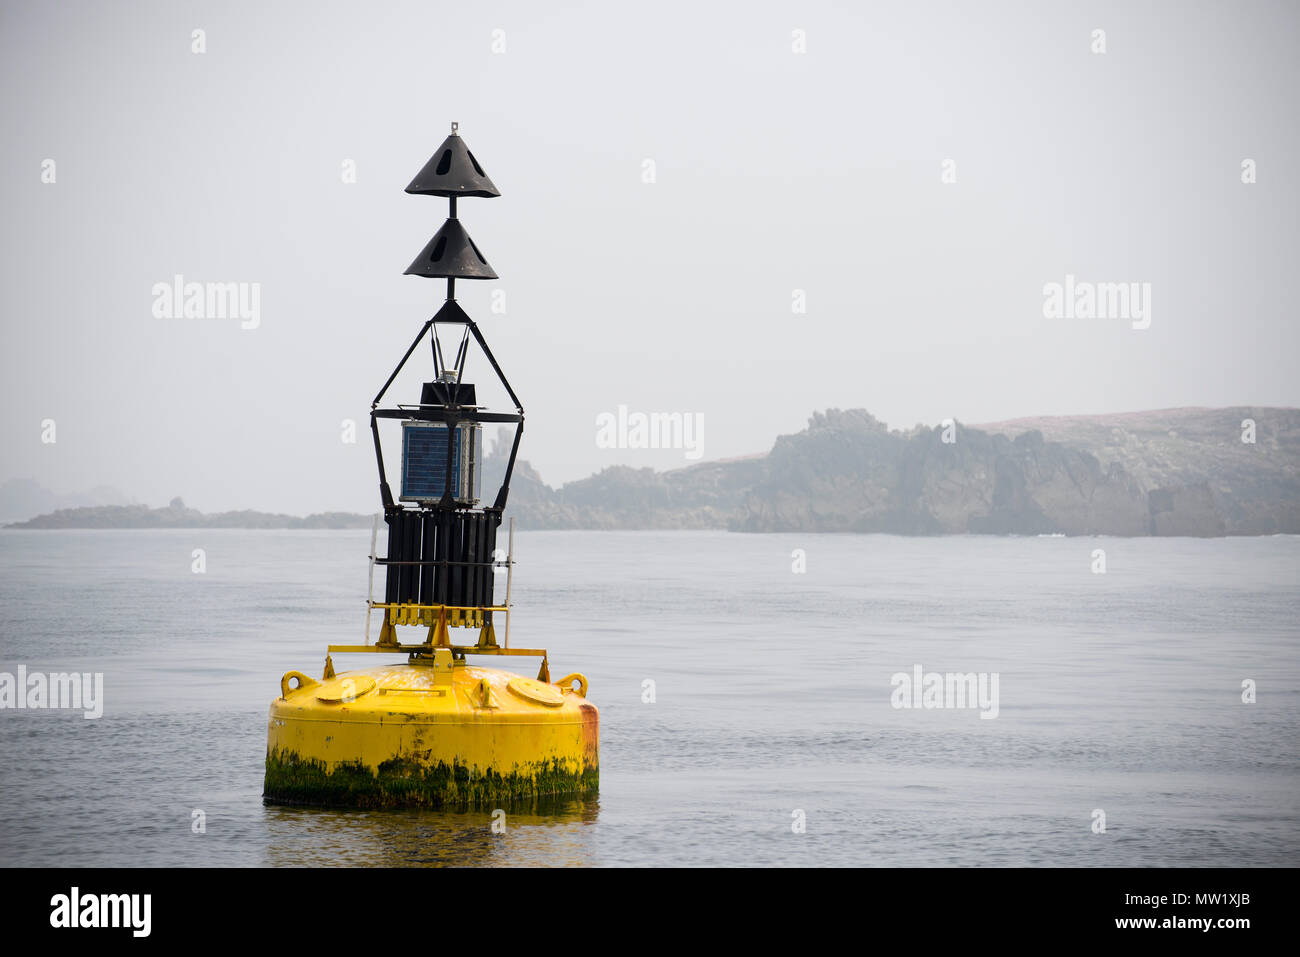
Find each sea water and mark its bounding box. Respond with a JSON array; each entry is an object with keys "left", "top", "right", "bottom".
[{"left": 0, "top": 529, "right": 1296, "bottom": 867}]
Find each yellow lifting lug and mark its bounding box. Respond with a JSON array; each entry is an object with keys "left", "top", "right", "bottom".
[
  {"left": 554, "top": 673, "right": 588, "bottom": 698},
  {"left": 476, "top": 677, "right": 499, "bottom": 709},
  {"left": 280, "top": 671, "right": 320, "bottom": 700},
  {"left": 323, "top": 655, "right": 336, "bottom": 680},
  {"left": 536, "top": 656, "right": 551, "bottom": 683}
]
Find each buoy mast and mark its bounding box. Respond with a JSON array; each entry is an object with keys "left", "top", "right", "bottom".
[
  {"left": 264, "top": 125, "right": 598, "bottom": 808},
  {"left": 333, "top": 121, "right": 540, "bottom": 673}
]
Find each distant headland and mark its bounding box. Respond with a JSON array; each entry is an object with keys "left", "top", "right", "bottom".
[
  {"left": 5, "top": 496, "right": 373, "bottom": 530},
  {"left": 7, "top": 407, "right": 1298, "bottom": 536}
]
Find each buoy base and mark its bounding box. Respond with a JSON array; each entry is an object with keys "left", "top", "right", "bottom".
[
  {"left": 262, "top": 655, "right": 599, "bottom": 809},
  {"left": 264, "top": 751, "right": 598, "bottom": 809}
]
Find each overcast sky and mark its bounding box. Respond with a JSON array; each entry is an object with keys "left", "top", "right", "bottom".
[{"left": 2, "top": 0, "right": 1297, "bottom": 514}]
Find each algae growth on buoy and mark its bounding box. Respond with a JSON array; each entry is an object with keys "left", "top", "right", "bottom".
[{"left": 263, "top": 124, "right": 598, "bottom": 808}]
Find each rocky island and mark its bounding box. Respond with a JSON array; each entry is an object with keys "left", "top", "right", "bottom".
[
  {"left": 9, "top": 407, "right": 1297, "bottom": 536},
  {"left": 7, "top": 497, "right": 373, "bottom": 530},
  {"left": 482, "top": 405, "right": 1299, "bottom": 536}
]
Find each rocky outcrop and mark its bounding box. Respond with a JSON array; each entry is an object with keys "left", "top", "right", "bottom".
[
  {"left": 12, "top": 410, "right": 1295, "bottom": 536},
  {"left": 976, "top": 407, "right": 1300, "bottom": 535},
  {"left": 732, "top": 411, "right": 1158, "bottom": 534},
  {"left": 479, "top": 427, "right": 762, "bottom": 529},
  {"left": 1148, "top": 484, "right": 1227, "bottom": 537},
  {"left": 486, "top": 408, "right": 1294, "bottom": 536}
]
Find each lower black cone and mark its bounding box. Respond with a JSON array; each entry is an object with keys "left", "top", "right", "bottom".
[{"left": 404, "top": 219, "right": 498, "bottom": 280}]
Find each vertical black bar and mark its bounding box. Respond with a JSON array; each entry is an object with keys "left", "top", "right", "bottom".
[
  {"left": 384, "top": 513, "right": 400, "bottom": 606},
  {"left": 482, "top": 519, "right": 497, "bottom": 606},
  {"left": 461, "top": 514, "right": 472, "bottom": 607},
  {"left": 435, "top": 510, "right": 450, "bottom": 605},
  {"left": 470, "top": 514, "right": 486, "bottom": 605},
  {"left": 471, "top": 513, "right": 481, "bottom": 607},
  {"left": 420, "top": 512, "right": 436, "bottom": 604},
  {"left": 449, "top": 513, "right": 465, "bottom": 607},
  {"left": 476, "top": 513, "right": 486, "bottom": 607},
  {"left": 393, "top": 511, "right": 406, "bottom": 602},
  {"left": 401, "top": 512, "right": 421, "bottom": 603},
  {"left": 411, "top": 512, "right": 424, "bottom": 604},
  {"left": 476, "top": 520, "right": 484, "bottom": 608},
  {"left": 393, "top": 511, "right": 405, "bottom": 602},
  {"left": 465, "top": 512, "right": 475, "bottom": 600}
]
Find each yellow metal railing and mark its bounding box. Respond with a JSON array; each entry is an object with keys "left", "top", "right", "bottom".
[{"left": 372, "top": 602, "right": 505, "bottom": 629}]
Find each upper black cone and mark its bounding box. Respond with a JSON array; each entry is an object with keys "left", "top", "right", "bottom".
[
  {"left": 404, "top": 218, "right": 498, "bottom": 280},
  {"left": 406, "top": 132, "right": 500, "bottom": 198}
]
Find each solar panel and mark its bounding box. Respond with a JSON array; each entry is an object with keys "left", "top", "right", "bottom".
[{"left": 400, "top": 422, "right": 481, "bottom": 504}]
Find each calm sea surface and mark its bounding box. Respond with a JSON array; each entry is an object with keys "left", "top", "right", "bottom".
[{"left": 0, "top": 529, "right": 1296, "bottom": 867}]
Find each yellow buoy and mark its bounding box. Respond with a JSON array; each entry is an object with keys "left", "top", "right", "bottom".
[
  {"left": 262, "top": 123, "right": 599, "bottom": 808},
  {"left": 265, "top": 648, "right": 597, "bottom": 808}
]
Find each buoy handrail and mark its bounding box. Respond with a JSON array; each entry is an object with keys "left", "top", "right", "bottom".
[
  {"left": 367, "top": 602, "right": 510, "bottom": 611},
  {"left": 327, "top": 643, "right": 548, "bottom": 658},
  {"left": 372, "top": 558, "right": 509, "bottom": 567},
  {"left": 365, "top": 517, "right": 516, "bottom": 650}
]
